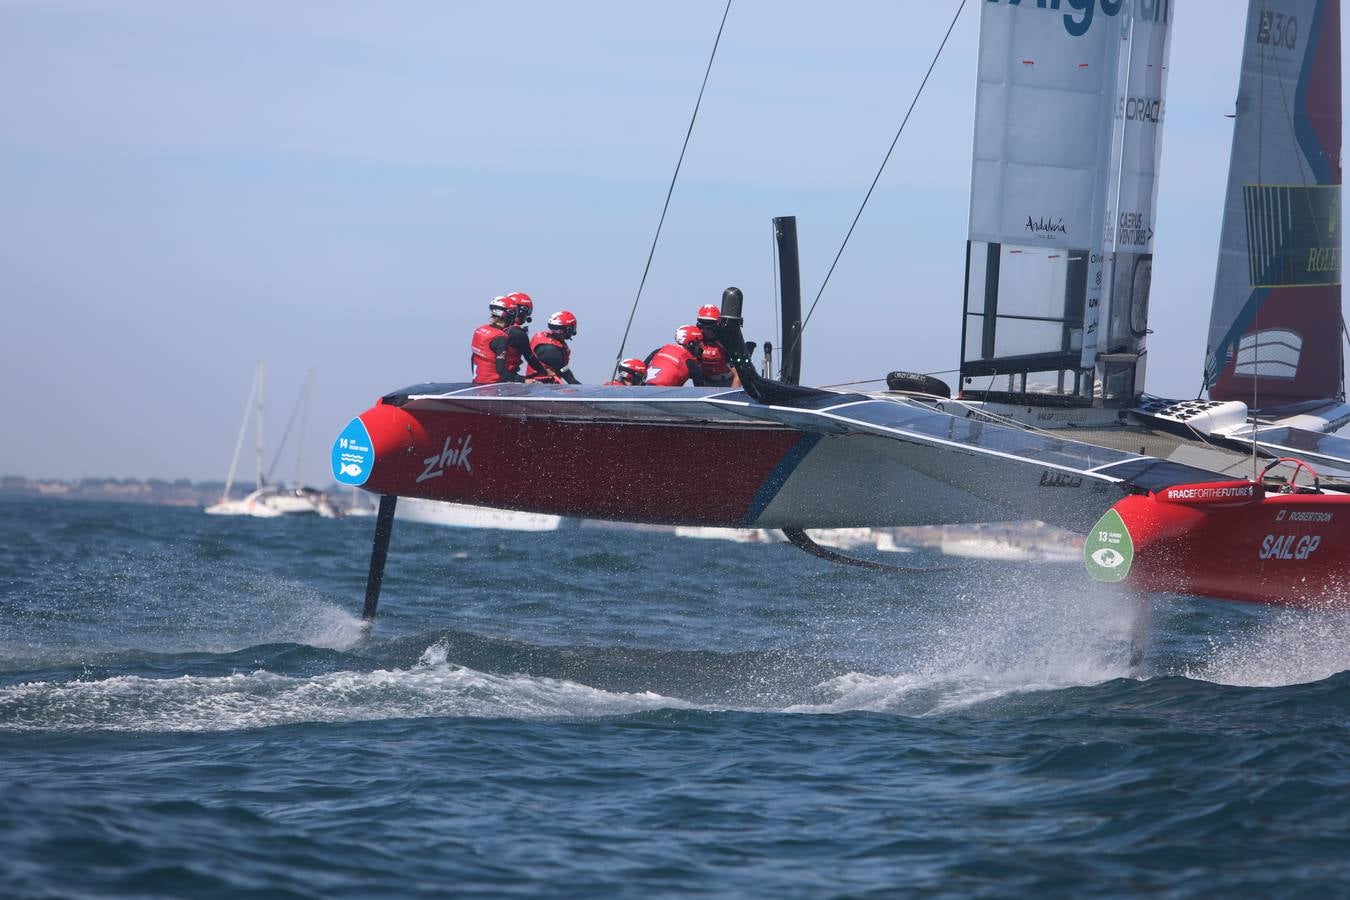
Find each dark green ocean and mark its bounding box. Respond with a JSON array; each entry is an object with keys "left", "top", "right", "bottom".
[{"left": 2, "top": 496, "right": 1348, "bottom": 897}]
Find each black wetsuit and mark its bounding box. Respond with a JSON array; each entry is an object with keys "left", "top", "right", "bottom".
[
  {"left": 534, "top": 341, "right": 580, "bottom": 384},
  {"left": 507, "top": 326, "right": 542, "bottom": 373}
]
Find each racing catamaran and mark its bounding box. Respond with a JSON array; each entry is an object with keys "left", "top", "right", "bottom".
[{"left": 334, "top": 0, "right": 1350, "bottom": 621}]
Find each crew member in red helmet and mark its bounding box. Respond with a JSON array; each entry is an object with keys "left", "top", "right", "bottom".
[
  {"left": 605, "top": 358, "right": 648, "bottom": 386},
  {"left": 694, "top": 304, "right": 734, "bottom": 387},
  {"left": 470, "top": 295, "right": 524, "bottom": 383},
  {"left": 644, "top": 325, "right": 707, "bottom": 387},
  {"left": 504, "top": 292, "right": 541, "bottom": 377},
  {"left": 526, "top": 310, "right": 581, "bottom": 384}
]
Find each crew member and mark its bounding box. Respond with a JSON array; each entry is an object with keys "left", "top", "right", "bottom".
[
  {"left": 470, "top": 295, "right": 524, "bottom": 384},
  {"left": 644, "top": 325, "right": 706, "bottom": 387},
  {"left": 526, "top": 310, "right": 581, "bottom": 384},
  {"left": 508, "top": 293, "right": 534, "bottom": 331},
  {"left": 695, "top": 304, "right": 735, "bottom": 386},
  {"left": 504, "top": 292, "right": 541, "bottom": 377},
  {"left": 605, "top": 358, "right": 648, "bottom": 386}
]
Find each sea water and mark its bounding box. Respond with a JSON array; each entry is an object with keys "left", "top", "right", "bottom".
[{"left": 1, "top": 496, "right": 1347, "bottom": 897}]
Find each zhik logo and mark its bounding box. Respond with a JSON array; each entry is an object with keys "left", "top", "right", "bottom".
[{"left": 417, "top": 434, "right": 474, "bottom": 483}]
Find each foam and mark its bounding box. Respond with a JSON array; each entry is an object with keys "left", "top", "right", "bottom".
[
  {"left": 1190, "top": 609, "right": 1350, "bottom": 687},
  {"left": 0, "top": 640, "right": 690, "bottom": 733}
]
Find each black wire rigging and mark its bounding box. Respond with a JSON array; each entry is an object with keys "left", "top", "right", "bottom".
[
  {"left": 612, "top": 0, "right": 733, "bottom": 376},
  {"left": 784, "top": 0, "right": 969, "bottom": 366}
]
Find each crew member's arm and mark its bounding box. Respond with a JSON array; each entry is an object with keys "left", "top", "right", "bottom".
[
  {"left": 491, "top": 334, "right": 523, "bottom": 382},
  {"left": 534, "top": 343, "right": 580, "bottom": 384},
  {"left": 508, "top": 328, "right": 542, "bottom": 370},
  {"left": 644, "top": 349, "right": 658, "bottom": 366},
  {"left": 688, "top": 359, "right": 707, "bottom": 387}
]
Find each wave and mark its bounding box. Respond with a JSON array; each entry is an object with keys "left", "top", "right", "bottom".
[
  {"left": 0, "top": 640, "right": 691, "bottom": 733},
  {"left": 4, "top": 627, "right": 1348, "bottom": 734},
  {"left": 1188, "top": 607, "right": 1350, "bottom": 687}
]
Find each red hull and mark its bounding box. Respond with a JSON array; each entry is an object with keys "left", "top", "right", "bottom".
[
  {"left": 355, "top": 400, "right": 809, "bottom": 526},
  {"left": 1102, "top": 484, "right": 1350, "bottom": 608}
]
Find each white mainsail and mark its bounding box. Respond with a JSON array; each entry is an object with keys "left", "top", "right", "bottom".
[
  {"left": 1205, "top": 0, "right": 1343, "bottom": 409},
  {"left": 962, "top": 0, "right": 1171, "bottom": 404}
]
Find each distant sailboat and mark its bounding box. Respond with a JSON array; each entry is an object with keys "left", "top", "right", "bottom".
[{"left": 206, "top": 363, "right": 338, "bottom": 518}]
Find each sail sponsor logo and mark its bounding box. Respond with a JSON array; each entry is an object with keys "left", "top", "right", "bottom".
[
  {"left": 1105, "top": 211, "right": 1154, "bottom": 247},
  {"left": 1163, "top": 484, "right": 1256, "bottom": 501},
  {"left": 1116, "top": 96, "right": 1163, "bottom": 125},
  {"left": 1256, "top": 9, "right": 1298, "bottom": 51},
  {"left": 1259, "top": 533, "right": 1321, "bottom": 560},
  {"left": 417, "top": 434, "right": 475, "bottom": 482},
  {"left": 1306, "top": 246, "right": 1341, "bottom": 274},
  {"left": 1276, "top": 510, "right": 1333, "bottom": 523},
  {"left": 987, "top": 0, "right": 1167, "bottom": 39},
  {"left": 1242, "top": 185, "right": 1339, "bottom": 287},
  {"left": 1039, "top": 471, "right": 1083, "bottom": 488},
  {"left": 1025, "top": 215, "right": 1067, "bottom": 237}
]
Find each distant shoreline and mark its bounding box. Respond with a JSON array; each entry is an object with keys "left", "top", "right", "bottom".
[{"left": 0, "top": 476, "right": 348, "bottom": 509}]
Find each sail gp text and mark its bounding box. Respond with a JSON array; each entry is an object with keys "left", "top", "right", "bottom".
[
  {"left": 1259, "top": 533, "right": 1321, "bottom": 561},
  {"left": 417, "top": 434, "right": 474, "bottom": 482},
  {"left": 987, "top": 0, "right": 1169, "bottom": 38}
]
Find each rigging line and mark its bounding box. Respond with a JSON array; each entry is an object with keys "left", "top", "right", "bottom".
[
  {"left": 265, "top": 382, "right": 307, "bottom": 485},
  {"left": 612, "top": 0, "right": 733, "bottom": 376},
  {"left": 787, "top": 0, "right": 969, "bottom": 361},
  {"left": 1253, "top": 31, "right": 1266, "bottom": 481}
]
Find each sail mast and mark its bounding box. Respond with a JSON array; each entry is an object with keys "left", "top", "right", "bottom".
[
  {"left": 255, "top": 362, "right": 265, "bottom": 490},
  {"left": 220, "top": 364, "right": 260, "bottom": 503}
]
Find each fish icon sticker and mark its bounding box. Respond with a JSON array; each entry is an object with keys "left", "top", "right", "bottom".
[
  {"left": 1084, "top": 508, "right": 1134, "bottom": 582},
  {"left": 332, "top": 418, "right": 374, "bottom": 487}
]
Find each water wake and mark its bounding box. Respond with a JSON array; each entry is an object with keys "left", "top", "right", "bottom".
[
  {"left": 1190, "top": 607, "right": 1350, "bottom": 687},
  {"left": 0, "top": 639, "right": 688, "bottom": 733}
]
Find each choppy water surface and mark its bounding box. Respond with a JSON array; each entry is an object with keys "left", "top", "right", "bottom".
[{"left": 1, "top": 496, "right": 1348, "bottom": 897}]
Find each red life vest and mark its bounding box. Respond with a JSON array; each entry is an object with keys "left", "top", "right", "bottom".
[
  {"left": 471, "top": 322, "right": 509, "bottom": 383},
  {"left": 645, "top": 343, "right": 696, "bottom": 386},
  {"left": 700, "top": 342, "right": 732, "bottom": 384},
  {"left": 527, "top": 331, "right": 570, "bottom": 382}
]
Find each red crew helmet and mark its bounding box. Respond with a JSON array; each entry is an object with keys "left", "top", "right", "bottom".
[
  {"left": 696, "top": 304, "right": 721, "bottom": 327},
  {"left": 674, "top": 324, "right": 704, "bottom": 349},
  {"left": 617, "top": 358, "right": 648, "bottom": 384},
  {"left": 548, "top": 309, "right": 578, "bottom": 339},
  {"left": 489, "top": 294, "right": 519, "bottom": 322},
  {"left": 508, "top": 292, "right": 533, "bottom": 324}
]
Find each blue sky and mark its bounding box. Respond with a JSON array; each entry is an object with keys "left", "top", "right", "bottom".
[{"left": 1, "top": 1, "right": 1342, "bottom": 482}]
